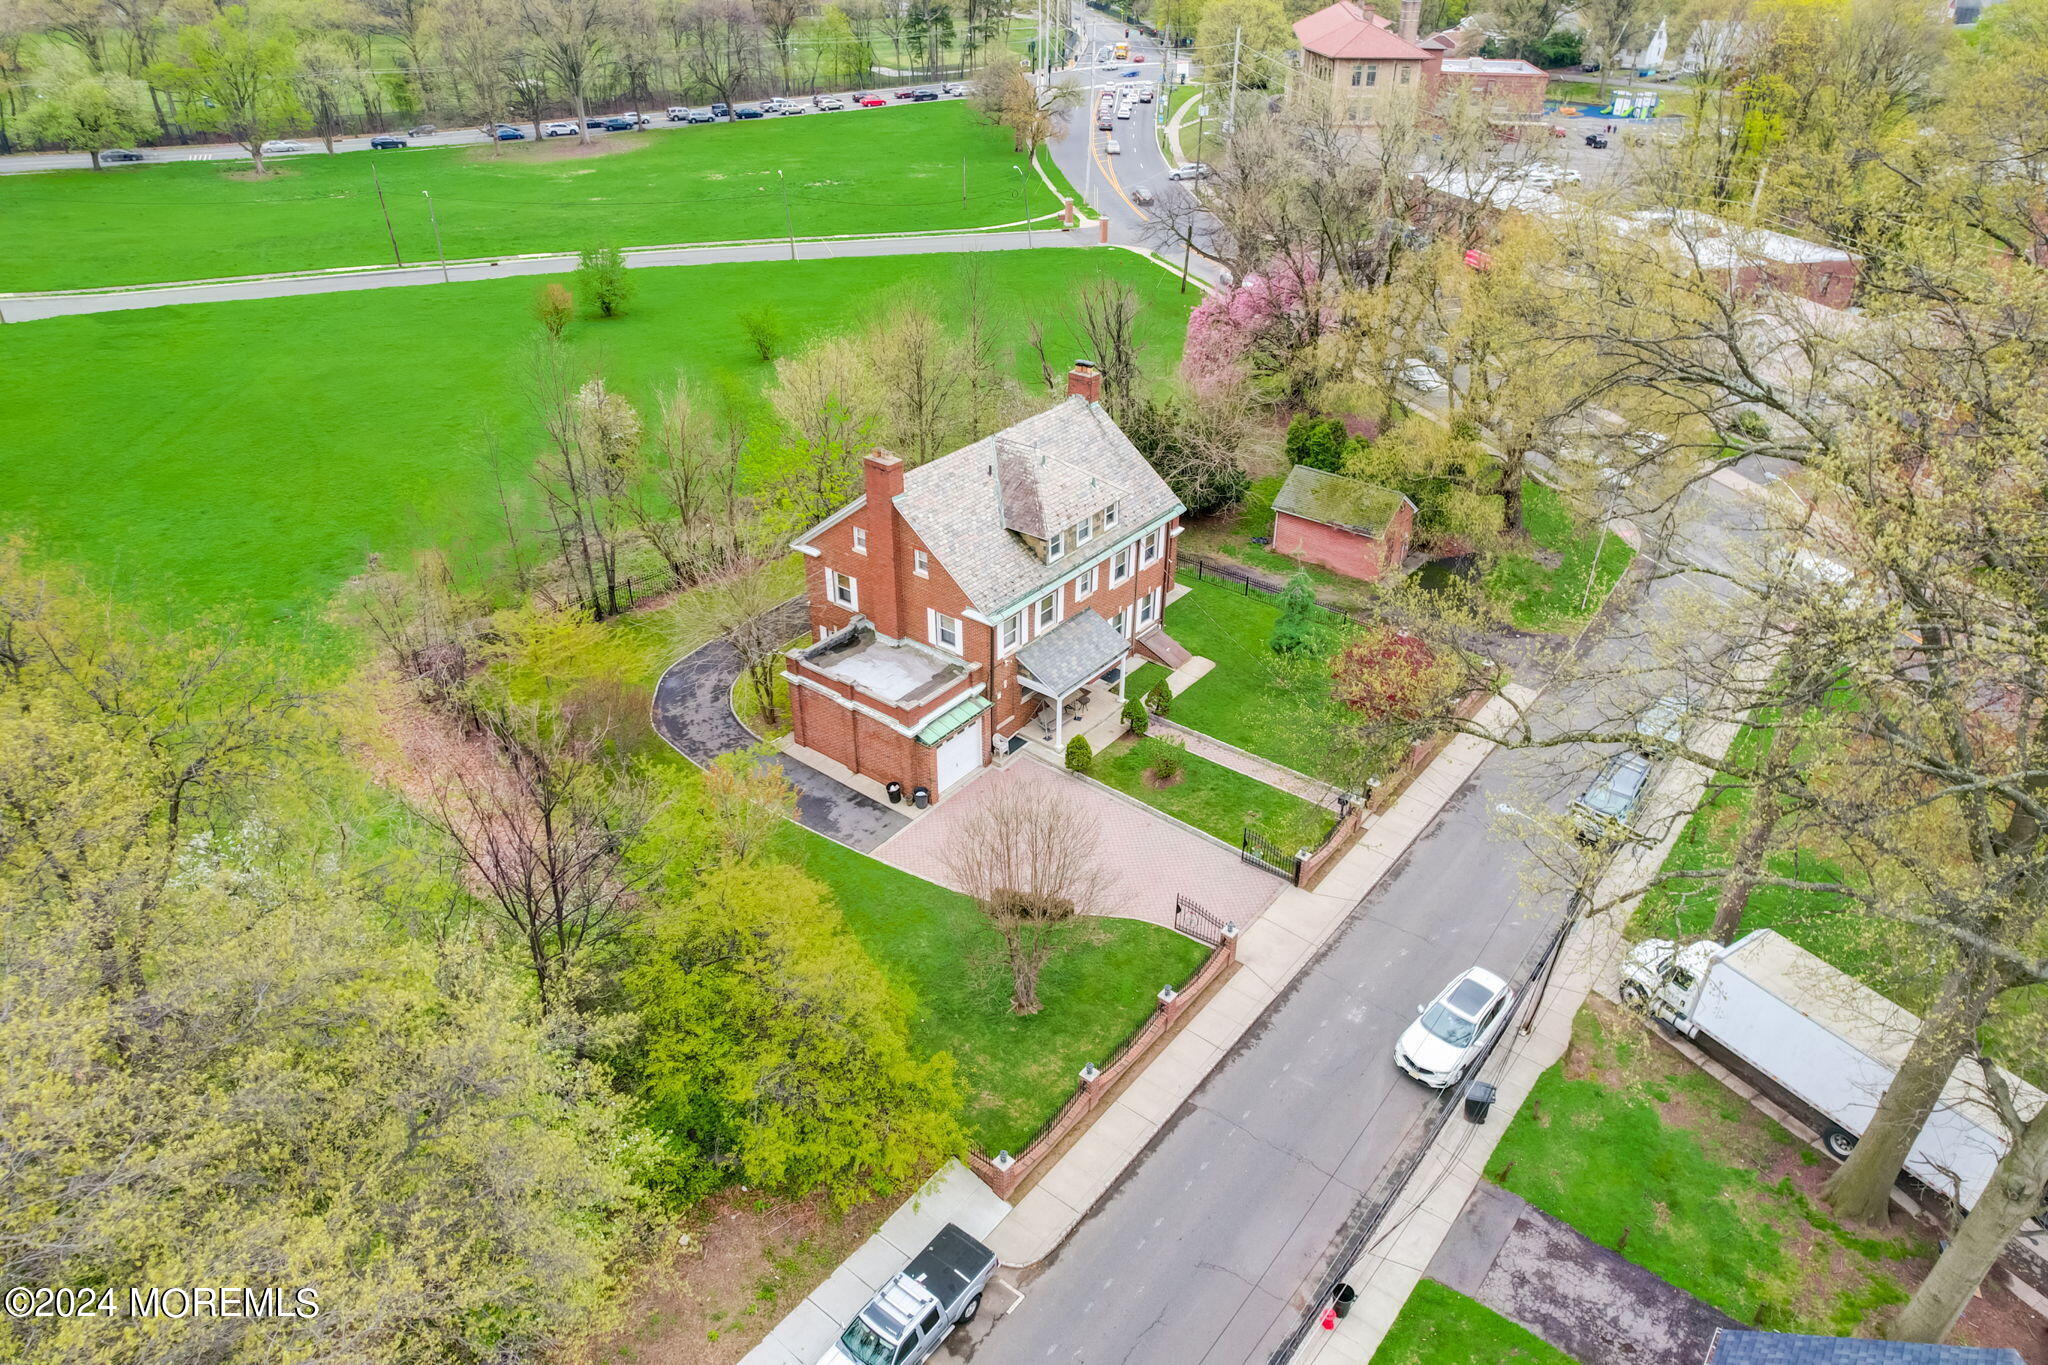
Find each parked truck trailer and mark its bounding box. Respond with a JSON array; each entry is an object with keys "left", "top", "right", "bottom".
[{"left": 1621, "top": 928, "right": 2046, "bottom": 1216}]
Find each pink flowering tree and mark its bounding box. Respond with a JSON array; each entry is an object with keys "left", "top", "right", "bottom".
[{"left": 1180, "top": 254, "right": 1329, "bottom": 405}]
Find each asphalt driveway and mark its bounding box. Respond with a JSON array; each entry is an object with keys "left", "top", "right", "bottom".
[{"left": 650, "top": 599, "right": 909, "bottom": 853}]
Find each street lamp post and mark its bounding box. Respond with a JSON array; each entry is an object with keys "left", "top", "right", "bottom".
[{"left": 421, "top": 189, "right": 450, "bottom": 284}]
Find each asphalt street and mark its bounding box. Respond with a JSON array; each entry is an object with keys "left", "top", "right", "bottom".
[{"left": 952, "top": 475, "right": 1763, "bottom": 1365}]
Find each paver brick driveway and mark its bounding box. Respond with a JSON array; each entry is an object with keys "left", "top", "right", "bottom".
[{"left": 872, "top": 757, "right": 1286, "bottom": 930}]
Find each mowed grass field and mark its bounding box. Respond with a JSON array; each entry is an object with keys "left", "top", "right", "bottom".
[
  {"left": 0, "top": 249, "right": 1192, "bottom": 636},
  {"left": 2, "top": 102, "right": 1070, "bottom": 291}
]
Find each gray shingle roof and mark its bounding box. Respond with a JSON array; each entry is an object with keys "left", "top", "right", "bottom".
[
  {"left": 995, "top": 435, "right": 1128, "bottom": 542},
  {"left": 1707, "top": 1331, "right": 2023, "bottom": 1365},
  {"left": 792, "top": 395, "right": 1181, "bottom": 616},
  {"left": 1014, "top": 609, "right": 1128, "bottom": 696}
]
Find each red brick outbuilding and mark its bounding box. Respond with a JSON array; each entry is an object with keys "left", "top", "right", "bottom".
[{"left": 1270, "top": 465, "right": 1415, "bottom": 583}]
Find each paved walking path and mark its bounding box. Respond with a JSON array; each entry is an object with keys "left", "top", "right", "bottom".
[
  {"left": 650, "top": 602, "right": 909, "bottom": 853},
  {"left": 1429, "top": 1184, "right": 1739, "bottom": 1365},
  {"left": 1152, "top": 714, "right": 1347, "bottom": 811},
  {"left": 980, "top": 685, "right": 1539, "bottom": 1269},
  {"left": 0, "top": 228, "right": 1086, "bottom": 322}
]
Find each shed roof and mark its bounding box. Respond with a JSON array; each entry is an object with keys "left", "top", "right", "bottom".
[
  {"left": 1293, "top": 1, "right": 1432, "bottom": 60},
  {"left": 1272, "top": 465, "right": 1410, "bottom": 538},
  {"left": 1707, "top": 1329, "right": 2024, "bottom": 1364}
]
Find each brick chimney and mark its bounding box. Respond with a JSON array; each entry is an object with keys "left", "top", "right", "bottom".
[
  {"left": 861, "top": 450, "right": 905, "bottom": 640},
  {"left": 1067, "top": 359, "right": 1104, "bottom": 404},
  {"left": 1399, "top": 0, "right": 1420, "bottom": 42}
]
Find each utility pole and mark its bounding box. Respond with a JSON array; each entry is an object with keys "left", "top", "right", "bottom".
[
  {"left": 372, "top": 162, "right": 403, "bottom": 266},
  {"left": 1226, "top": 25, "right": 1243, "bottom": 135},
  {"left": 779, "top": 169, "right": 795, "bottom": 259},
  {"left": 421, "top": 189, "right": 450, "bottom": 284}
]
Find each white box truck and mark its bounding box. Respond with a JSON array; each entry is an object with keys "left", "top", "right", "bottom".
[{"left": 1621, "top": 928, "right": 2046, "bottom": 1215}]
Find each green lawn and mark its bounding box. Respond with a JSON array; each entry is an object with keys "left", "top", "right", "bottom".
[
  {"left": 1131, "top": 572, "right": 1358, "bottom": 778},
  {"left": 1547, "top": 79, "right": 1607, "bottom": 106},
  {"left": 0, "top": 249, "right": 1192, "bottom": 638},
  {"left": 5, "top": 102, "right": 1071, "bottom": 292},
  {"left": 1371, "top": 1280, "right": 1575, "bottom": 1365},
  {"left": 1491, "top": 1004, "right": 1923, "bottom": 1335},
  {"left": 1483, "top": 480, "right": 1634, "bottom": 632},
  {"left": 1090, "top": 734, "right": 1334, "bottom": 852},
  {"left": 779, "top": 826, "right": 1210, "bottom": 1153}
]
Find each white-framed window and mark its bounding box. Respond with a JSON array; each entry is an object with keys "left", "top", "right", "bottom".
[
  {"left": 1111, "top": 607, "right": 1128, "bottom": 638},
  {"left": 1076, "top": 516, "right": 1094, "bottom": 547},
  {"left": 1047, "top": 532, "right": 1065, "bottom": 561},
  {"left": 829, "top": 570, "right": 858, "bottom": 609},
  {"left": 929, "top": 610, "right": 962, "bottom": 654},
  {"left": 1137, "top": 588, "right": 1159, "bottom": 627},
  {"left": 1034, "top": 591, "right": 1059, "bottom": 630},
  {"left": 1110, "top": 546, "right": 1132, "bottom": 585},
  {"left": 1139, "top": 529, "right": 1163, "bottom": 567},
  {"left": 852, "top": 527, "right": 868, "bottom": 554},
  {"left": 999, "top": 612, "right": 1022, "bottom": 655},
  {"left": 1072, "top": 564, "right": 1098, "bottom": 602},
  {"left": 1350, "top": 65, "right": 1363, "bottom": 86},
  {"left": 913, "top": 548, "right": 929, "bottom": 578},
  {"left": 1104, "top": 504, "right": 1119, "bottom": 530}
]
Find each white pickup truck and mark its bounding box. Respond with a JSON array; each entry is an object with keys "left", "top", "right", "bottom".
[
  {"left": 821, "top": 1222, "right": 995, "bottom": 1365},
  {"left": 1622, "top": 928, "right": 2046, "bottom": 1215}
]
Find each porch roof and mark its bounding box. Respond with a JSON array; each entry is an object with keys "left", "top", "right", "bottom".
[{"left": 1016, "top": 610, "right": 1127, "bottom": 697}]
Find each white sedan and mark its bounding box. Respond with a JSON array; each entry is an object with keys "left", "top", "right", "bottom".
[
  {"left": 1394, "top": 967, "right": 1516, "bottom": 1087},
  {"left": 259, "top": 139, "right": 311, "bottom": 154},
  {"left": 543, "top": 120, "right": 578, "bottom": 137}
]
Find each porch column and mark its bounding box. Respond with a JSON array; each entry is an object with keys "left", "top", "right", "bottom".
[
  {"left": 1117, "top": 662, "right": 1129, "bottom": 701},
  {"left": 1053, "top": 689, "right": 1066, "bottom": 751}
]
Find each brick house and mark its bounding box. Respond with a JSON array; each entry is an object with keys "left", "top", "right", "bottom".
[
  {"left": 1291, "top": 0, "right": 1549, "bottom": 123},
  {"left": 1436, "top": 57, "right": 1548, "bottom": 115},
  {"left": 1270, "top": 465, "right": 1415, "bottom": 582},
  {"left": 783, "top": 364, "right": 1187, "bottom": 806}
]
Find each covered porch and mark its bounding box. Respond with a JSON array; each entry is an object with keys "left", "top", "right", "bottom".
[{"left": 1012, "top": 610, "right": 1133, "bottom": 756}]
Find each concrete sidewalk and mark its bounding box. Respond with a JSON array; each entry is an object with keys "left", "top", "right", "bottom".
[
  {"left": 985, "top": 685, "right": 1539, "bottom": 1268},
  {"left": 737, "top": 1162, "right": 1009, "bottom": 1365}
]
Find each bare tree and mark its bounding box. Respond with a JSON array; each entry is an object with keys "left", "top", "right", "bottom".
[
  {"left": 945, "top": 781, "right": 1114, "bottom": 1015},
  {"left": 631, "top": 377, "right": 750, "bottom": 588},
  {"left": 423, "top": 704, "right": 665, "bottom": 1015},
  {"left": 517, "top": 0, "right": 610, "bottom": 143},
  {"left": 687, "top": 563, "right": 799, "bottom": 729},
  {"left": 867, "top": 299, "right": 972, "bottom": 466},
  {"left": 1065, "top": 278, "right": 1145, "bottom": 420},
  {"left": 672, "top": 0, "right": 760, "bottom": 113},
  {"left": 531, "top": 354, "right": 641, "bottom": 620},
  {"left": 769, "top": 334, "right": 878, "bottom": 519}
]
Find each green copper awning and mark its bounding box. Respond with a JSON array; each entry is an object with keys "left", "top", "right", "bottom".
[{"left": 916, "top": 694, "right": 991, "bottom": 745}]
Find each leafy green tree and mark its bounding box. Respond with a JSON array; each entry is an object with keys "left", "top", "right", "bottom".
[
  {"left": 575, "top": 242, "right": 634, "bottom": 318},
  {"left": 150, "top": 6, "right": 305, "bottom": 174},
  {"left": 21, "top": 59, "right": 155, "bottom": 169},
  {"left": 1268, "top": 573, "right": 1328, "bottom": 655},
  {"left": 1065, "top": 733, "right": 1094, "bottom": 772},
  {"left": 1285, "top": 414, "right": 1349, "bottom": 472},
  {"left": 1145, "top": 678, "right": 1175, "bottom": 715},
  {"left": 627, "top": 863, "right": 964, "bottom": 1206},
  {"left": 1194, "top": 0, "right": 1292, "bottom": 92},
  {"left": 1122, "top": 696, "right": 1150, "bottom": 736}
]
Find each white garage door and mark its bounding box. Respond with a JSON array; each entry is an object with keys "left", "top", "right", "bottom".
[{"left": 933, "top": 725, "right": 984, "bottom": 791}]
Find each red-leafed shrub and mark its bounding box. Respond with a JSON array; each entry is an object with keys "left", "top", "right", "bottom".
[{"left": 1331, "top": 629, "right": 1448, "bottom": 721}]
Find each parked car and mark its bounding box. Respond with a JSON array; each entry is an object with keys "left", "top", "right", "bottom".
[
  {"left": 859, "top": 95, "right": 888, "bottom": 107},
  {"left": 100, "top": 148, "right": 146, "bottom": 162},
  {"left": 584, "top": 118, "right": 610, "bottom": 130},
  {"left": 852, "top": 91, "right": 872, "bottom": 103},
  {"left": 1569, "top": 750, "right": 1653, "bottom": 843},
  {"left": 407, "top": 123, "right": 438, "bottom": 136},
  {"left": 818, "top": 96, "right": 845, "bottom": 110},
  {"left": 260, "top": 139, "right": 311, "bottom": 154},
  {"left": 893, "top": 87, "right": 917, "bottom": 98},
  {"left": 1400, "top": 358, "right": 1446, "bottom": 391},
  {"left": 543, "top": 121, "right": 578, "bottom": 137},
  {"left": 912, "top": 87, "right": 940, "bottom": 101},
  {"left": 1394, "top": 967, "right": 1516, "bottom": 1087},
  {"left": 942, "top": 81, "right": 964, "bottom": 95},
  {"left": 1585, "top": 133, "right": 1609, "bottom": 149},
  {"left": 1166, "top": 162, "right": 1209, "bottom": 180},
  {"left": 686, "top": 108, "right": 716, "bottom": 123},
  {"left": 734, "top": 104, "right": 764, "bottom": 118},
  {"left": 821, "top": 1224, "right": 995, "bottom": 1365},
  {"left": 368, "top": 135, "right": 408, "bottom": 149},
  {"left": 601, "top": 115, "right": 638, "bottom": 130},
  {"left": 1634, "top": 695, "right": 1694, "bottom": 749},
  {"left": 711, "top": 101, "right": 730, "bottom": 118},
  {"left": 667, "top": 105, "right": 692, "bottom": 120},
  {"left": 493, "top": 125, "right": 526, "bottom": 140}
]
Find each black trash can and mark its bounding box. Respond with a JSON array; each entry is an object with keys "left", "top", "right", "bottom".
[
  {"left": 912, "top": 786, "right": 930, "bottom": 809},
  {"left": 1332, "top": 1283, "right": 1357, "bottom": 1319},
  {"left": 1463, "top": 1081, "right": 1498, "bottom": 1124},
  {"left": 886, "top": 781, "right": 903, "bottom": 804}
]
